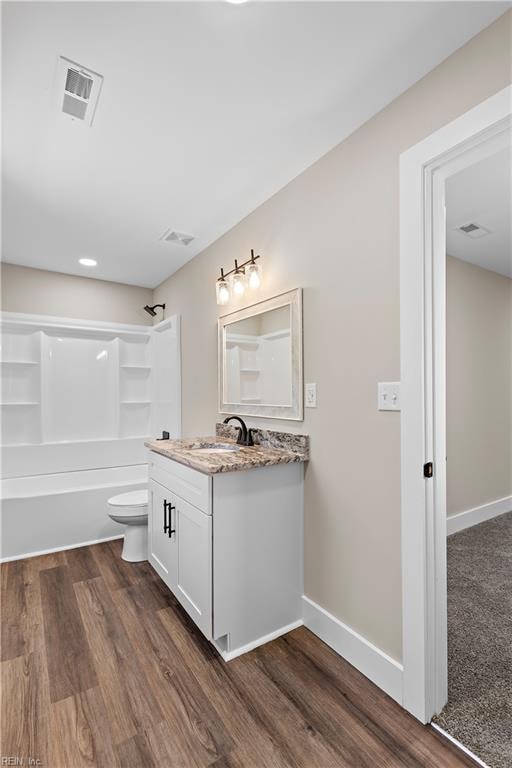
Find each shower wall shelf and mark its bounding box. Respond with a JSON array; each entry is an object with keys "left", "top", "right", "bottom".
[
  {"left": 1, "top": 360, "right": 40, "bottom": 365},
  {"left": 1, "top": 402, "right": 40, "bottom": 405}
]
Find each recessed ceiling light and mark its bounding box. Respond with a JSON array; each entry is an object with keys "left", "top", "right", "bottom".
[
  {"left": 226, "top": 0, "right": 248, "bottom": 4},
  {"left": 79, "top": 258, "right": 97, "bottom": 267}
]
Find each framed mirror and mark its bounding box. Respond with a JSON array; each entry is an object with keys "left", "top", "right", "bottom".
[{"left": 218, "top": 288, "right": 303, "bottom": 421}]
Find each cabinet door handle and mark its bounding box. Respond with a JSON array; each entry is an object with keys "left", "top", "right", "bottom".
[
  {"left": 163, "top": 499, "right": 176, "bottom": 538},
  {"left": 163, "top": 499, "right": 168, "bottom": 534}
]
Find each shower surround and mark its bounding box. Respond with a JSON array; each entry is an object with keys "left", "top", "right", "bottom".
[{"left": 1, "top": 311, "right": 180, "bottom": 560}]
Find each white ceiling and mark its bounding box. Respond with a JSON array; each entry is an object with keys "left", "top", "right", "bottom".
[
  {"left": 2, "top": 1, "right": 510, "bottom": 288},
  {"left": 446, "top": 146, "right": 512, "bottom": 278}
]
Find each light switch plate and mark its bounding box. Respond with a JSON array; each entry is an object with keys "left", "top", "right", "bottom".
[
  {"left": 378, "top": 382, "right": 401, "bottom": 411},
  {"left": 305, "top": 383, "right": 317, "bottom": 408}
]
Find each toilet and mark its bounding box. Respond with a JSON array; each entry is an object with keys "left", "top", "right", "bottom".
[{"left": 107, "top": 489, "right": 149, "bottom": 562}]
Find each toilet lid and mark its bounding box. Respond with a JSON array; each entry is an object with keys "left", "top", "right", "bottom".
[{"left": 108, "top": 489, "right": 148, "bottom": 508}]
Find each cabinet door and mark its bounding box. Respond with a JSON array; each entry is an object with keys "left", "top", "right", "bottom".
[
  {"left": 148, "top": 479, "right": 177, "bottom": 589},
  {"left": 174, "top": 495, "right": 212, "bottom": 639}
]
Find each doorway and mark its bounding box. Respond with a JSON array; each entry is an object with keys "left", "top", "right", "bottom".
[
  {"left": 430, "top": 144, "right": 511, "bottom": 768},
  {"left": 399, "top": 84, "right": 511, "bottom": 737}
]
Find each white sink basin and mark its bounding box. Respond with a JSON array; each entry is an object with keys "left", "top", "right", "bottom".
[{"left": 190, "top": 444, "right": 240, "bottom": 454}]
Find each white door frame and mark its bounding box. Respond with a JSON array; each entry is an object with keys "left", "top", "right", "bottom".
[{"left": 399, "top": 84, "right": 512, "bottom": 724}]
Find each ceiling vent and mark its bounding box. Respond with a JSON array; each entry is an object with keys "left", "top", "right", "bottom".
[
  {"left": 456, "top": 222, "right": 491, "bottom": 239},
  {"left": 56, "top": 57, "right": 103, "bottom": 127},
  {"left": 160, "top": 229, "right": 195, "bottom": 246}
]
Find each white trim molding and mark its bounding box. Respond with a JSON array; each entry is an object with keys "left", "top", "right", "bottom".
[
  {"left": 400, "top": 85, "right": 512, "bottom": 724},
  {"left": 447, "top": 496, "right": 512, "bottom": 536},
  {"left": 431, "top": 724, "right": 491, "bottom": 768},
  {"left": 302, "top": 596, "right": 403, "bottom": 705},
  {"left": 218, "top": 619, "right": 304, "bottom": 662}
]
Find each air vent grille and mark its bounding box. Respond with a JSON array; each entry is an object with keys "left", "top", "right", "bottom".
[
  {"left": 56, "top": 57, "right": 103, "bottom": 127},
  {"left": 65, "top": 68, "right": 93, "bottom": 100},
  {"left": 62, "top": 93, "right": 87, "bottom": 120},
  {"left": 456, "top": 222, "right": 491, "bottom": 240},
  {"left": 160, "top": 230, "right": 195, "bottom": 246},
  {"left": 460, "top": 223, "right": 479, "bottom": 233}
]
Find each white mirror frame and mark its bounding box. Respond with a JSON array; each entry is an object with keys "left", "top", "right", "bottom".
[{"left": 218, "top": 288, "right": 303, "bottom": 421}]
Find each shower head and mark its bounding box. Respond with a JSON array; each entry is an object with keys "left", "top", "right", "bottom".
[{"left": 143, "top": 303, "right": 165, "bottom": 317}]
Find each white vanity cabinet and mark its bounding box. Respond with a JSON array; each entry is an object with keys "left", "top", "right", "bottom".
[
  {"left": 148, "top": 455, "right": 212, "bottom": 639},
  {"left": 147, "top": 449, "right": 304, "bottom": 660}
]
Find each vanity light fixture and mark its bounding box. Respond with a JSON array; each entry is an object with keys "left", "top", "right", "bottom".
[
  {"left": 231, "top": 260, "right": 247, "bottom": 297},
  {"left": 216, "top": 269, "right": 231, "bottom": 306},
  {"left": 215, "top": 249, "right": 262, "bottom": 305},
  {"left": 246, "top": 249, "right": 262, "bottom": 290}
]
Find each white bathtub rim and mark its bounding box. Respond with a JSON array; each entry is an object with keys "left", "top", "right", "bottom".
[
  {"left": 1, "top": 464, "right": 148, "bottom": 499},
  {"left": 1, "top": 478, "right": 147, "bottom": 501}
]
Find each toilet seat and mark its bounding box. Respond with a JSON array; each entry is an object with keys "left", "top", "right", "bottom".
[{"left": 108, "top": 489, "right": 148, "bottom": 512}]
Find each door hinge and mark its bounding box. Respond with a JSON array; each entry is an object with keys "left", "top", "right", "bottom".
[{"left": 423, "top": 461, "right": 433, "bottom": 478}]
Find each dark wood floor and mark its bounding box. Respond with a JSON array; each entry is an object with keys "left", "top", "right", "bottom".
[{"left": 1, "top": 540, "right": 477, "bottom": 767}]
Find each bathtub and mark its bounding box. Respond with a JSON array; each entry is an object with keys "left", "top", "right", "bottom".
[{"left": 1, "top": 463, "right": 147, "bottom": 561}]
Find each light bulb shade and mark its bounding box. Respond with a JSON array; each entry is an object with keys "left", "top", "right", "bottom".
[
  {"left": 231, "top": 269, "right": 247, "bottom": 296},
  {"left": 247, "top": 260, "right": 262, "bottom": 290},
  {"left": 216, "top": 278, "right": 230, "bottom": 305}
]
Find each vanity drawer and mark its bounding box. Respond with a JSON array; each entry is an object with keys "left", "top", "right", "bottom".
[{"left": 148, "top": 450, "right": 211, "bottom": 514}]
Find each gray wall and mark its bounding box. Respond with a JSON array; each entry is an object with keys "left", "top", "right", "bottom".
[
  {"left": 447, "top": 255, "right": 512, "bottom": 516},
  {"left": 1, "top": 263, "right": 153, "bottom": 325},
  {"left": 153, "top": 13, "right": 512, "bottom": 662}
]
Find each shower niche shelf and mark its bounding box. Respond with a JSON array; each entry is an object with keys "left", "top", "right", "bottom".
[
  {"left": 120, "top": 367, "right": 150, "bottom": 403},
  {"left": 1, "top": 325, "right": 42, "bottom": 446},
  {"left": 119, "top": 337, "right": 150, "bottom": 367},
  {"left": 118, "top": 338, "right": 151, "bottom": 437},
  {"left": 119, "top": 400, "right": 151, "bottom": 438},
  {"left": 1, "top": 402, "right": 42, "bottom": 445}
]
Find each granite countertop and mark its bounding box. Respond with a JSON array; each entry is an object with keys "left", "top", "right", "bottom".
[{"left": 145, "top": 424, "right": 309, "bottom": 476}]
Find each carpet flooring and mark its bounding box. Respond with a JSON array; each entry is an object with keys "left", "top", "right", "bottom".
[{"left": 432, "top": 512, "right": 512, "bottom": 768}]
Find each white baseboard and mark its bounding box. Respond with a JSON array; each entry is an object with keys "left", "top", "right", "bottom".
[
  {"left": 219, "top": 619, "right": 304, "bottom": 662},
  {"left": 0, "top": 535, "right": 124, "bottom": 564},
  {"left": 302, "top": 596, "right": 403, "bottom": 705},
  {"left": 447, "top": 495, "right": 511, "bottom": 535}
]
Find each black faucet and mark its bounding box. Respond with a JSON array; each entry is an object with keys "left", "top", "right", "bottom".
[{"left": 223, "top": 416, "right": 254, "bottom": 447}]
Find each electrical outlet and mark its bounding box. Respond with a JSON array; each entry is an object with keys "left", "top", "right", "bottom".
[
  {"left": 378, "top": 382, "right": 401, "bottom": 411},
  {"left": 305, "top": 383, "right": 317, "bottom": 408}
]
